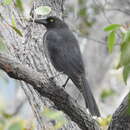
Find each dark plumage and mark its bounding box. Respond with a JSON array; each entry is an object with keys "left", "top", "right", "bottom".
[{"left": 34, "top": 16, "right": 100, "bottom": 116}]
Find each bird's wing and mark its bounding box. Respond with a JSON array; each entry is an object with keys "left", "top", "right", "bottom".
[
  {"left": 45, "top": 29, "right": 85, "bottom": 76},
  {"left": 45, "top": 30, "right": 101, "bottom": 116}
]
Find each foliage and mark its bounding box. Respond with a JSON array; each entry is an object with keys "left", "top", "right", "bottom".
[
  {"left": 15, "top": 0, "right": 24, "bottom": 12},
  {"left": 8, "top": 15, "right": 23, "bottom": 37},
  {"left": 104, "top": 24, "right": 121, "bottom": 53},
  {"left": 9, "top": 24, "right": 23, "bottom": 37},
  {"left": 107, "top": 31, "right": 116, "bottom": 53},
  {"left": 126, "top": 93, "right": 130, "bottom": 115},
  {"left": 0, "top": 103, "right": 67, "bottom": 130},
  {"left": 66, "top": 0, "right": 99, "bottom": 35},
  {"left": 77, "top": 0, "right": 96, "bottom": 35},
  {"left": 3, "top": 0, "right": 12, "bottom": 5},
  {"left": 123, "top": 65, "right": 130, "bottom": 84},
  {"left": 104, "top": 24, "right": 121, "bottom": 32},
  {"left": 7, "top": 121, "right": 25, "bottom": 130},
  {"left": 42, "top": 108, "right": 68, "bottom": 129},
  {"left": 100, "top": 89, "right": 116, "bottom": 100},
  {"left": 3, "top": 0, "right": 23, "bottom": 12},
  {"left": 0, "top": 111, "right": 34, "bottom": 130},
  {"left": 98, "top": 115, "right": 112, "bottom": 126},
  {"left": 104, "top": 24, "right": 130, "bottom": 84}
]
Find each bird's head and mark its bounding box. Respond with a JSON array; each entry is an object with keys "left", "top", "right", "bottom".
[{"left": 34, "top": 16, "right": 68, "bottom": 29}]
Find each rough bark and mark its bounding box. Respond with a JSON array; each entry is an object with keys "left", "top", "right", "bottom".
[
  {"left": 108, "top": 92, "right": 130, "bottom": 130},
  {"left": 0, "top": 52, "right": 100, "bottom": 130},
  {"left": 0, "top": 0, "right": 66, "bottom": 129}
]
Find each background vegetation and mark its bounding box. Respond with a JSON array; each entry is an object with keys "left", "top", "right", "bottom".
[{"left": 0, "top": 0, "right": 130, "bottom": 129}]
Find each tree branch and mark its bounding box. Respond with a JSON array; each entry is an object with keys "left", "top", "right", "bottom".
[
  {"left": 0, "top": 52, "right": 100, "bottom": 130},
  {"left": 108, "top": 92, "right": 130, "bottom": 130}
]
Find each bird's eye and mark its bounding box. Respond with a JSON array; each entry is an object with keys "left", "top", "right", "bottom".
[{"left": 49, "top": 18, "right": 54, "bottom": 23}]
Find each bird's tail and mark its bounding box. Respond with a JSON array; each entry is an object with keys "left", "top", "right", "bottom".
[{"left": 71, "top": 75, "right": 100, "bottom": 117}]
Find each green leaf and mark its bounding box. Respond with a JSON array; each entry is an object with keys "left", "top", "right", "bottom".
[
  {"left": 9, "top": 25, "right": 23, "bottom": 37},
  {"left": 8, "top": 122, "right": 23, "bottom": 130},
  {"left": 35, "top": 6, "right": 51, "bottom": 16},
  {"left": 43, "top": 108, "right": 63, "bottom": 120},
  {"left": 10, "top": 15, "right": 23, "bottom": 37},
  {"left": 123, "top": 65, "right": 130, "bottom": 84},
  {"left": 104, "top": 24, "right": 121, "bottom": 32},
  {"left": 3, "top": 0, "right": 12, "bottom": 5},
  {"left": 100, "top": 89, "right": 116, "bottom": 100},
  {"left": 11, "top": 16, "right": 16, "bottom": 27},
  {"left": 78, "top": 8, "right": 86, "bottom": 17},
  {"left": 15, "top": 0, "right": 24, "bottom": 12},
  {"left": 122, "top": 30, "right": 130, "bottom": 42},
  {"left": 97, "top": 115, "right": 112, "bottom": 126},
  {"left": 2, "top": 111, "right": 14, "bottom": 119},
  {"left": 54, "top": 120, "right": 67, "bottom": 129},
  {"left": 107, "top": 31, "right": 116, "bottom": 53},
  {"left": 126, "top": 93, "right": 130, "bottom": 115},
  {"left": 117, "top": 31, "right": 130, "bottom": 68}
]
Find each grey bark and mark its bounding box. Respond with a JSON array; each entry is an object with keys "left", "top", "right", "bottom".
[
  {"left": 0, "top": 0, "right": 66, "bottom": 129},
  {"left": 108, "top": 92, "right": 130, "bottom": 130},
  {"left": 0, "top": 52, "right": 100, "bottom": 130}
]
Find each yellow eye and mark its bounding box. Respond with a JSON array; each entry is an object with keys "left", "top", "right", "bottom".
[{"left": 49, "top": 18, "right": 54, "bottom": 22}]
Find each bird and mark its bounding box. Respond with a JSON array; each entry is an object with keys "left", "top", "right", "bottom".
[{"left": 34, "top": 16, "right": 100, "bottom": 116}]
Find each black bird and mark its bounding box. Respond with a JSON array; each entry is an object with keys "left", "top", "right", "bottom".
[{"left": 34, "top": 16, "right": 100, "bottom": 116}]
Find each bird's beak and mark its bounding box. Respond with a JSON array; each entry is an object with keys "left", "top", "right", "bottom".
[{"left": 34, "top": 18, "right": 47, "bottom": 25}]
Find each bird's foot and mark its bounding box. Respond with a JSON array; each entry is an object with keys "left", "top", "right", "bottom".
[{"left": 62, "top": 84, "right": 66, "bottom": 88}]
